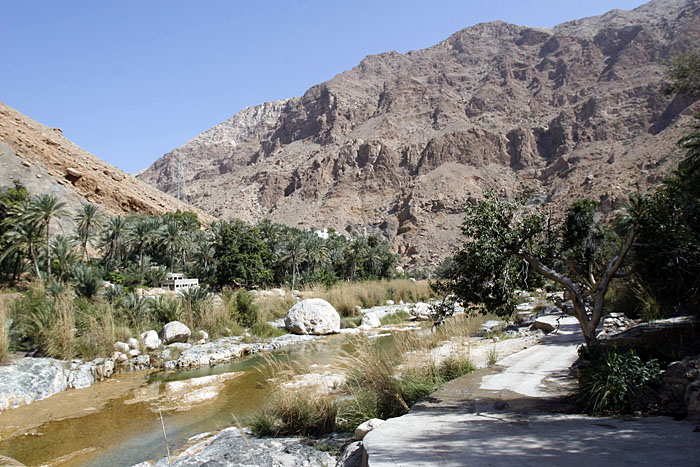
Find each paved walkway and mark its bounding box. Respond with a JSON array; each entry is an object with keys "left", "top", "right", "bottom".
[{"left": 362, "top": 317, "right": 700, "bottom": 466}]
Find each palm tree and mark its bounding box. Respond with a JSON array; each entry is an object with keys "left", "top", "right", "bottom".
[
  {"left": 126, "top": 215, "right": 158, "bottom": 265},
  {"left": 50, "top": 235, "right": 79, "bottom": 281},
  {"left": 348, "top": 236, "right": 369, "bottom": 280},
  {"left": 278, "top": 233, "right": 307, "bottom": 289},
  {"left": 74, "top": 203, "right": 102, "bottom": 262},
  {"left": 29, "top": 194, "right": 67, "bottom": 278},
  {"left": 0, "top": 200, "right": 44, "bottom": 278},
  {"left": 100, "top": 216, "right": 127, "bottom": 269},
  {"left": 160, "top": 219, "right": 183, "bottom": 272}
]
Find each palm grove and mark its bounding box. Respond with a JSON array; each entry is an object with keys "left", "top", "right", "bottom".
[{"left": 0, "top": 189, "right": 397, "bottom": 358}]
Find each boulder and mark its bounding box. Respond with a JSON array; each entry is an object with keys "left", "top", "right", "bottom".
[
  {"left": 140, "top": 330, "right": 161, "bottom": 350},
  {"left": 411, "top": 302, "right": 432, "bottom": 321},
  {"left": 354, "top": 418, "right": 385, "bottom": 440},
  {"left": 685, "top": 378, "right": 700, "bottom": 422},
  {"left": 114, "top": 341, "right": 129, "bottom": 353},
  {"left": 360, "top": 312, "right": 381, "bottom": 328},
  {"left": 336, "top": 441, "right": 363, "bottom": 467},
  {"left": 127, "top": 337, "right": 139, "bottom": 349},
  {"left": 532, "top": 315, "right": 558, "bottom": 333},
  {"left": 159, "top": 321, "right": 191, "bottom": 344},
  {"left": 284, "top": 299, "right": 340, "bottom": 335}
]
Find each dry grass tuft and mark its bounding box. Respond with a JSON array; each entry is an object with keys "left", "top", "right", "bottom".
[
  {"left": 0, "top": 301, "right": 8, "bottom": 361},
  {"left": 302, "top": 279, "right": 433, "bottom": 316}
]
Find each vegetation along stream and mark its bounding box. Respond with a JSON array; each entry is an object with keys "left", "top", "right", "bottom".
[{"left": 0, "top": 330, "right": 412, "bottom": 466}]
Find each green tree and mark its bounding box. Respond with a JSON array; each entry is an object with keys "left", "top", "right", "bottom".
[
  {"left": 1, "top": 200, "right": 44, "bottom": 278},
  {"left": 213, "top": 220, "right": 273, "bottom": 288},
  {"left": 436, "top": 193, "right": 639, "bottom": 347},
  {"left": 73, "top": 203, "right": 102, "bottom": 263},
  {"left": 99, "top": 216, "right": 127, "bottom": 269},
  {"left": 29, "top": 194, "right": 67, "bottom": 278}
]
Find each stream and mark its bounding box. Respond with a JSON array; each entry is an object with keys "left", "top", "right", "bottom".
[{"left": 0, "top": 330, "right": 406, "bottom": 466}]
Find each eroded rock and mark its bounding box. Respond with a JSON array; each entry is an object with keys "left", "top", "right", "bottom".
[{"left": 284, "top": 298, "right": 340, "bottom": 335}]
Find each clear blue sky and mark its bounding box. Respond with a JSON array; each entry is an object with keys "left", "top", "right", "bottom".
[{"left": 1, "top": 0, "right": 647, "bottom": 174}]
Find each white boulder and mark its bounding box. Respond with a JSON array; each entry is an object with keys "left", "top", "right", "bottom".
[
  {"left": 354, "top": 418, "right": 385, "bottom": 440},
  {"left": 411, "top": 302, "right": 432, "bottom": 321},
  {"left": 140, "top": 330, "right": 161, "bottom": 350},
  {"left": 360, "top": 312, "right": 381, "bottom": 328},
  {"left": 159, "top": 321, "right": 191, "bottom": 344},
  {"left": 284, "top": 298, "right": 340, "bottom": 335}
]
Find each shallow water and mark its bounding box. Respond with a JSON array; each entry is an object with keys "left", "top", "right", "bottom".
[{"left": 0, "top": 332, "right": 403, "bottom": 466}]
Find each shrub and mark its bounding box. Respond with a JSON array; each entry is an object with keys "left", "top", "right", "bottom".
[
  {"left": 236, "top": 289, "right": 259, "bottom": 327},
  {"left": 0, "top": 302, "right": 8, "bottom": 361},
  {"left": 575, "top": 346, "right": 660, "bottom": 415},
  {"left": 379, "top": 310, "right": 411, "bottom": 326},
  {"left": 151, "top": 295, "right": 180, "bottom": 324},
  {"left": 249, "top": 321, "right": 286, "bottom": 338}
]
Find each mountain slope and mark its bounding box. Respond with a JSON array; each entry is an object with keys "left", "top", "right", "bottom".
[
  {"left": 139, "top": 0, "right": 700, "bottom": 266},
  {"left": 0, "top": 102, "right": 215, "bottom": 226}
]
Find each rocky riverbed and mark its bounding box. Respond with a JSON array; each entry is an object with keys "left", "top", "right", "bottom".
[{"left": 0, "top": 300, "right": 429, "bottom": 413}]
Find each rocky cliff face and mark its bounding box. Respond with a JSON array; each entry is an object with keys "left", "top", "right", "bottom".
[
  {"left": 139, "top": 0, "right": 700, "bottom": 267},
  {"left": 0, "top": 102, "right": 214, "bottom": 227}
]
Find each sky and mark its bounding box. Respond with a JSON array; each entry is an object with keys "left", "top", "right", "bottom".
[{"left": 1, "top": 0, "right": 648, "bottom": 174}]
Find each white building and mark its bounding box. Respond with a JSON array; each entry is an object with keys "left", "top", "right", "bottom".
[{"left": 161, "top": 272, "right": 199, "bottom": 291}]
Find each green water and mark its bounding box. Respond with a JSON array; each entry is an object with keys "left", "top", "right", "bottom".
[{"left": 0, "top": 332, "right": 404, "bottom": 466}]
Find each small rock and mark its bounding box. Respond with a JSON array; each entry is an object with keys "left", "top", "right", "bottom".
[
  {"left": 411, "top": 302, "right": 432, "bottom": 321},
  {"left": 354, "top": 305, "right": 362, "bottom": 313},
  {"left": 114, "top": 341, "right": 129, "bottom": 353},
  {"left": 21, "top": 160, "right": 30, "bottom": 167},
  {"left": 127, "top": 337, "right": 139, "bottom": 349},
  {"left": 360, "top": 312, "right": 381, "bottom": 328},
  {"left": 198, "top": 330, "right": 209, "bottom": 341},
  {"left": 116, "top": 353, "right": 128, "bottom": 363},
  {"left": 354, "top": 418, "right": 385, "bottom": 440},
  {"left": 128, "top": 349, "right": 140, "bottom": 358},
  {"left": 66, "top": 167, "right": 83, "bottom": 179},
  {"left": 386, "top": 300, "right": 395, "bottom": 305},
  {"left": 532, "top": 316, "right": 558, "bottom": 333},
  {"left": 140, "top": 330, "right": 161, "bottom": 350},
  {"left": 35, "top": 173, "right": 41, "bottom": 179}
]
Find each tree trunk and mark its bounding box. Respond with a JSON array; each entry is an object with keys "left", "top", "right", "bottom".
[
  {"left": 46, "top": 220, "right": 51, "bottom": 278},
  {"left": 29, "top": 242, "right": 41, "bottom": 278}
]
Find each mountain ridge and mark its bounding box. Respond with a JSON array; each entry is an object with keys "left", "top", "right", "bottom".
[{"left": 139, "top": 0, "right": 700, "bottom": 267}]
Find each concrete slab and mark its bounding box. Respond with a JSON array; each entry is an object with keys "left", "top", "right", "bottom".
[{"left": 363, "top": 316, "right": 700, "bottom": 466}]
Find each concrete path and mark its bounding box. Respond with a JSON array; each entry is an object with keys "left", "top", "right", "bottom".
[{"left": 362, "top": 316, "right": 700, "bottom": 466}]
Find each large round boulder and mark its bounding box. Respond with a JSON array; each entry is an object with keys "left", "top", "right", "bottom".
[
  {"left": 284, "top": 298, "right": 340, "bottom": 335},
  {"left": 159, "top": 321, "right": 191, "bottom": 344}
]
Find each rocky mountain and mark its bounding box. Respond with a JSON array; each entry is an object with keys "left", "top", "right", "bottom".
[
  {"left": 139, "top": 0, "right": 700, "bottom": 267},
  {"left": 0, "top": 102, "right": 215, "bottom": 229}
]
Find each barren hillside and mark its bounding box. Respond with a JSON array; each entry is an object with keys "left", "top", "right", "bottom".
[
  {"left": 139, "top": 0, "right": 700, "bottom": 267},
  {"left": 0, "top": 102, "right": 215, "bottom": 227}
]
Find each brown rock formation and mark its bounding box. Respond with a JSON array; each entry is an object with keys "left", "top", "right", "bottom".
[
  {"left": 0, "top": 102, "right": 214, "bottom": 225},
  {"left": 139, "top": 0, "right": 700, "bottom": 267}
]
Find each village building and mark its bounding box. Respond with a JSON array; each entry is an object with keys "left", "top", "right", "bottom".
[{"left": 160, "top": 272, "right": 199, "bottom": 291}]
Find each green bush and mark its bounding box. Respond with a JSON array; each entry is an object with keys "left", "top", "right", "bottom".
[
  {"left": 575, "top": 346, "right": 660, "bottom": 415},
  {"left": 236, "top": 289, "right": 259, "bottom": 327}
]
